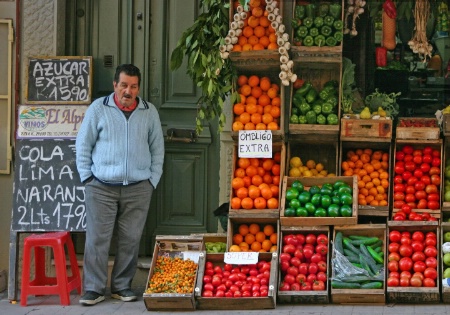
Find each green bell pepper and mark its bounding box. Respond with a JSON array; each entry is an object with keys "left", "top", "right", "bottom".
[
  {"left": 294, "top": 5, "right": 306, "bottom": 19},
  {"left": 290, "top": 114, "right": 299, "bottom": 124},
  {"left": 295, "top": 81, "right": 312, "bottom": 96},
  {"left": 333, "top": 20, "right": 343, "bottom": 31},
  {"left": 324, "top": 15, "right": 335, "bottom": 26},
  {"left": 303, "top": 35, "right": 314, "bottom": 46},
  {"left": 309, "top": 27, "right": 319, "bottom": 37},
  {"left": 317, "top": 114, "right": 327, "bottom": 125},
  {"left": 303, "top": 17, "right": 314, "bottom": 28},
  {"left": 298, "top": 115, "right": 307, "bottom": 124},
  {"left": 291, "top": 18, "right": 302, "bottom": 29},
  {"left": 314, "top": 35, "right": 326, "bottom": 46},
  {"left": 296, "top": 26, "right": 309, "bottom": 38},
  {"left": 312, "top": 104, "right": 322, "bottom": 115},
  {"left": 326, "top": 36, "right": 337, "bottom": 46},
  {"left": 319, "top": 89, "right": 330, "bottom": 101},
  {"left": 299, "top": 102, "right": 311, "bottom": 115},
  {"left": 321, "top": 25, "right": 332, "bottom": 37},
  {"left": 327, "top": 113, "right": 339, "bottom": 125},
  {"left": 305, "top": 88, "right": 317, "bottom": 103},
  {"left": 293, "top": 93, "right": 305, "bottom": 108},
  {"left": 321, "top": 102, "right": 334, "bottom": 115},
  {"left": 305, "top": 4, "right": 316, "bottom": 18},
  {"left": 329, "top": 4, "right": 342, "bottom": 20},
  {"left": 334, "top": 31, "right": 343, "bottom": 42},
  {"left": 318, "top": 3, "right": 329, "bottom": 17},
  {"left": 314, "top": 17, "right": 324, "bottom": 28},
  {"left": 327, "top": 95, "right": 339, "bottom": 107},
  {"left": 324, "top": 80, "right": 339, "bottom": 89},
  {"left": 291, "top": 107, "right": 300, "bottom": 116},
  {"left": 305, "top": 110, "right": 317, "bottom": 124}
]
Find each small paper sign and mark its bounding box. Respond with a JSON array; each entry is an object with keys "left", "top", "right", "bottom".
[
  {"left": 224, "top": 251, "right": 259, "bottom": 265},
  {"left": 238, "top": 130, "right": 272, "bottom": 158},
  {"left": 182, "top": 251, "right": 201, "bottom": 263}
]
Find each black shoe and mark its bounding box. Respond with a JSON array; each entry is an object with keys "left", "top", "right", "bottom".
[
  {"left": 79, "top": 291, "right": 105, "bottom": 306},
  {"left": 111, "top": 289, "right": 137, "bottom": 302}
]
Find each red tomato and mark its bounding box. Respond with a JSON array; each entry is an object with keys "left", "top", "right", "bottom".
[
  {"left": 417, "top": 199, "right": 428, "bottom": 209},
  {"left": 389, "top": 242, "right": 400, "bottom": 253},
  {"left": 424, "top": 246, "right": 437, "bottom": 257},
  {"left": 394, "top": 192, "right": 405, "bottom": 201},
  {"left": 399, "top": 244, "right": 413, "bottom": 257},
  {"left": 280, "top": 252, "right": 291, "bottom": 262},
  {"left": 414, "top": 181, "right": 425, "bottom": 191},
  {"left": 280, "top": 260, "right": 290, "bottom": 272},
  {"left": 431, "top": 157, "right": 441, "bottom": 167},
  {"left": 203, "top": 275, "right": 212, "bottom": 284},
  {"left": 211, "top": 276, "right": 222, "bottom": 287},
  {"left": 295, "top": 233, "right": 306, "bottom": 244},
  {"left": 394, "top": 183, "right": 406, "bottom": 192},
  {"left": 412, "top": 272, "right": 424, "bottom": 280},
  {"left": 215, "top": 290, "right": 225, "bottom": 297},
  {"left": 298, "top": 263, "right": 308, "bottom": 275},
  {"left": 402, "top": 171, "right": 413, "bottom": 181},
  {"left": 388, "top": 252, "right": 401, "bottom": 261},
  {"left": 428, "top": 200, "right": 440, "bottom": 210},
  {"left": 429, "top": 166, "right": 440, "bottom": 175},
  {"left": 317, "top": 260, "right": 327, "bottom": 272},
  {"left": 414, "top": 190, "right": 427, "bottom": 201},
  {"left": 421, "top": 175, "right": 431, "bottom": 185},
  {"left": 316, "top": 271, "right": 327, "bottom": 282},
  {"left": 432, "top": 149, "right": 440, "bottom": 157},
  {"left": 387, "top": 277, "right": 399, "bottom": 287},
  {"left": 423, "top": 146, "right": 433, "bottom": 155},
  {"left": 413, "top": 155, "right": 423, "bottom": 164},
  {"left": 400, "top": 276, "right": 410, "bottom": 287},
  {"left": 405, "top": 193, "right": 416, "bottom": 203},
  {"left": 396, "top": 151, "right": 405, "bottom": 160},
  {"left": 287, "top": 266, "right": 299, "bottom": 277},
  {"left": 290, "top": 256, "right": 301, "bottom": 267},
  {"left": 413, "top": 169, "right": 424, "bottom": 179},
  {"left": 413, "top": 261, "right": 427, "bottom": 273},
  {"left": 315, "top": 244, "right": 328, "bottom": 255},
  {"left": 410, "top": 276, "right": 422, "bottom": 287},
  {"left": 394, "top": 175, "right": 404, "bottom": 184},
  {"left": 402, "top": 145, "right": 414, "bottom": 155},
  {"left": 405, "top": 161, "right": 416, "bottom": 172},
  {"left": 411, "top": 240, "right": 424, "bottom": 252},
  {"left": 412, "top": 231, "right": 424, "bottom": 242},
  {"left": 316, "top": 234, "right": 328, "bottom": 245},
  {"left": 308, "top": 262, "right": 318, "bottom": 275},
  {"left": 425, "top": 257, "right": 437, "bottom": 268},
  {"left": 423, "top": 267, "right": 437, "bottom": 280},
  {"left": 312, "top": 280, "right": 325, "bottom": 291},
  {"left": 399, "top": 257, "right": 413, "bottom": 271},
  {"left": 295, "top": 273, "right": 306, "bottom": 284},
  {"left": 283, "top": 274, "right": 295, "bottom": 285},
  {"left": 422, "top": 154, "right": 433, "bottom": 164},
  {"left": 305, "top": 233, "right": 317, "bottom": 244},
  {"left": 388, "top": 260, "right": 399, "bottom": 272},
  {"left": 430, "top": 174, "right": 441, "bottom": 185},
  {"left": 390, "top": 271, "right": 400, "bottom": 278},
  {"left": 420, "top": 163, "right": 431, "bottom": 173},
  {"left": 290, "top": 282, "right": 301, "bottom": 291},
  {"left": 407, "top": 176, "right": 418, "bottom": 186},
  {"left": 423, "top": 277, "right": 436, "bottom": 287},
  {"left": 202, "top": 290, "right": 213, "bottom": 297},
  {"left": 424, "top": 237, "right": 437, "bottom": 247},
  {"left": 394, "top": 200, "right": 406, "bottom": 209},
  {"left": 306, "top": 274, "right": 317, "bottom": 284}
]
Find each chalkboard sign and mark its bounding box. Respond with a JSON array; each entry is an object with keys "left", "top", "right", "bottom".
[
  {"left": 26, "top": 56, "right": 93, "bottom": 104},
  {"left": 11, "top": 139, "right": 86, "bottom": 232}
]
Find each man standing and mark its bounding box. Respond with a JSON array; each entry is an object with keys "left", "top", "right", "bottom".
[{"left": 76, "top": 64, "right": 164, "bottom": 306}]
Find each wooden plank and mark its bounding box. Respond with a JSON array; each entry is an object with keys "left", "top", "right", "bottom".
[
  {"left": 340, "top": 118, "right": 392, "bottom": 139},
  {"left": 443, "top": 114, "right": 450, "bottom": 136},
  {"left": 280, "top": 176, "right": 358, "bottom": 226},
  {"left": 396, "top": 118, "right": 440, "bottom": 140},
  {"left": 441, "top": 223, "right": 450, "bottom": 303}
]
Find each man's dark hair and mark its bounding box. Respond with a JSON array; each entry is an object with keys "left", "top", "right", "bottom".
[{"left": 114, "top": 64, "right": 141, "bottom": 86}]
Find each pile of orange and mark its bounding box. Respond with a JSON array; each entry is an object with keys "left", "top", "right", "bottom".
[
  {"left": 341, "top": 148, "right": 390, "bottom": 207},
  {"left": 232, "top": 74, "right": 281, "bottom": 131},
  {"left": 230, "top": 223, "right": 278, "bottom": 253},
  {"left": 231, "top": 152, "right": 282, "bottom": 210},
  {"left": 232, "top": 0, "right": 279, "bottom": 52}
]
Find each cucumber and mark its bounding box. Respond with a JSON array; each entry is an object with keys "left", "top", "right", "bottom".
[
  {"left": 334, "top": 231, "right": 344, "bottom": 254},
  {"left": 352, "top": 262, "right": 362, "bottom": 268},
  {"left": 343, "top": 250, "right": 360, "bottom": 263},
  {"left": 369, "top": 240, "right": 383, "bottom": 249},
  {"left": 359, "top": 244, "right": 377, "bottom": 266},
  {"left": 343, "top": 237, "right": 360, "bottom": 255},
  {"left": 349, "top": 237, "right": 380, "bottom": 246},
  {"left": 373, "top": 246, "right": 383, "bottom": 253},
  {"left": 331, "top": 280, "right": 361, "bottom": 289},
  {"left": 367, "top": 245, "right": 384, "bottom": 264},
  {"left": 338, "top": 275, "right": 375, "bottom": 283},
  {"left": 348, "top": 235, "right": 374, "bottom": 241},
  {"left": 359, "top": 254, "right": 375, "bottom": 277},
  {"left": 361, "top": 281, "right": 383, "bottom": 289}
]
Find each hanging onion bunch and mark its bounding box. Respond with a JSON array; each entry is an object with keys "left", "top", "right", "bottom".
[
  {"left": 344, "top": 0, "right": 366, "bottom": 36},
  {"left": 408, "top": 0, "right": 433, "bottom": 60},
  {"left": 220, "top": 0, "right": 295, "bottom": 87}
]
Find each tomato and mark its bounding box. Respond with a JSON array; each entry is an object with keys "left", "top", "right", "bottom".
[
  {"left": 316, "top": 271, "right": 327, "bottom": 282},
  {"left": 405, "top": 193, "right": 416, "bottom": 203},
  {"left": 424, "top": 246, "right": 437, "bottom": 257},
  {"left": 290, "top": 282, "right": 301, "bottom": 291},
  {"left": 316, "top": 234, "right": 328, "bottom": 245},
  {"left": 428, "top": 200, "right": 440, "bottom": 210},
  {"left": 413, "top": 154, "right": 423, "bottom": 164},
  {"left": 402, "top": 145, "right": 414, "bottom": 155},
  {"left": 395, "top": 162, "right": 405, "bottom": 174},
  {"left": 202, "top": 290, "right": 213, "bottom": 297},
  {"left": 394, "top": 183, "right": 405, "bottom": 192},
  {"left": 423, "top": 267, "right": 437, "bottom": 280},
  {"left": 290, "top": 256, "right": 301, "bottom": 267},
  {"left": 417, "top": 199, "right": 428, "bottom": 209},
  {"left": 423, "top": 147, "right": 433, "bottom": 155},
  {"left": 287, "top": 266, "right": 299, "bottom": 277},
  {"left": 422, "top": 154, "right": 433, "bottom": 164},
  {"left": 388, "top": 252, "right": 401, "bottom": 261},
  {"left": 430, "top": 174, "right": 441, "bottom": 185},
  {"left": 407, "top": 176, "right": 418, "bottom": 187},
  {"left": 421, "top": 175, "right": 431, "bottom": 185},
  {"left": 295, "top": 233, "right": 306, "bottom": 244},
  {"left": 410, "top": 276, "right": 422, "bottom": 287},
  {"left": 215, "top": 290, "right": 225, "bottom": 297},
  {"left": 389, "top": 271, "right": 400, "bottom": 279},
  {"left": 431, "top": 157, "right": 441, "bottom": 167},
  {"left": 302, "top": 247, "right": 313, "bottom": 260},
  {"left": 387, "top": 277, "right": 399, "bottom": 287},
  {"left": 315, "top": 244, "right": 328, "bottom": 255},
  {"left": 399, "top": 244, "right": 413, "bottom": 257},
  {"left": 305, "top": 233, "right": 317, "bottom": 244},
  {"left": 300, "top": 282, "right": 312, "bottom": 291},
  {"left": 389, "top": 230, "right": 402, "bottom": 242},
  {"left": 310, "top": 253, "right": 322, "bottom": 264},
  {"left": 312, "top": 280, "right": 325, "bottom": 291},
  {"left": 283, "top": 244, "right": 296, "bottom": 254},
  {"left": 394, "top": 175, "right": 404, "bottom": 184},
  {"left": 413, "top": 169, "right": 424, "bottom": 179},
  {"left": 224, "top": 263, "right": 233, "bottom": 272},
  {"left": 224, "top": 290, "right": 233, "bottom": 297},
  {"left": 388, "top": 260, "right": 399, "bottom": 272},
  {"left": 393, "top": 213, "right": 406, "bottom": 221},
  {"left": 283, "top": 274, "right": 295, "bottom": 285},
  {"left": 429, "top": 166, "right": 440, "bottom": 175},
  {"left": 423, "top": 277, "right": 436, "bottom": 287},
  {"left": 424, "top": 237, "right": 437, "bottom": 247},
  {"left": 389, "top": 242, "right": 400, "bottom": 253},
  {"left": 412, "top": 272, "right": 424, "bottom": 280},
  {"left": 260, "top": 289, "right": 268, "bottom": 296},
  {"left": 405, "top": 161, "right": 416, "bottom": 172},
  {"left": 394, "top": 192, "right": 405, "bottom": 201},
  {"left": 394, "top": 200, "right": 406, "bottom": 209},
  {"left": 203, "top": 275, "right": 212, "bottom": 284},
  {"left": 233, "top": 290, "right": 242, "bottom": 297},
  {"left": 280, "top": 252, "right": 291, "bottom": 262},
  {"left": 432, "top": 149, "right": 440, "bottom": 157},
  {"left": 402, "top": 171, "right": 413, "bottom": 181},
  {"left": 411, "top": 240, "right": 424, "bottom": 252},
  {"left": 420, "top": 163, "right": 431, "bottom": 173},
  {"left": 306, "top": 274, "right": 317, "bottom": 284},
  {"left": 400, "top": 276, "right": 410, "bottom": 287},
  {"left": 298, "top": 263, "right": 308, "bottom": 275},
  {"left": 414, "top": 190, "right": 426, "bottom": 201},
  {"left": 425, "top": 257, "right": 437, "bottom": 268},
  {"left": 317, "top": 260, "right": 327, "bottom": 272},
  {"left": 399, "top": 257, "right": 413, "bottom": 271},
  {"left": 413, "top": 261, "right": 426, "bottom": 273},
  {"left": 280, "top": 260, "right": 290, "bottom": 272},
  {"left": 413, "top": 181, "right": 425, "bottom": 191},
  {"left": 211, "top": 276, "right": 222, "bottom": 287},
  {"left": 400, "top": 271, "right": 412, "bottom": 278},
  {"left": 396, "top": 151, "right": 405, "bottom": 160}
]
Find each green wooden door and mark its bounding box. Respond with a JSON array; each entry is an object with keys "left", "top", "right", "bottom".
[{"left": 66, "top": 0, "right": 220, "bottom": 255}]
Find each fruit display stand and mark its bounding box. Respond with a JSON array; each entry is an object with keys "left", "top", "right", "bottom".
[
  {"left": 441, "top": 222, "right": 450, "bottom": 303},
  {"left": 392, "top": 139, "right": 443, "bottom": 221},
  {"left": 442, "top": 137, "right": 450, "bottom": 212},
  {"left": 229, "top": 142, "right": 285, "bottom": 218},
  {"left": 340, "top": 118, "right": 393, "bottom": 142},
  {"left": 194, "top": 252, "right": 278, "bottom": 310},
  {"left": 339, "top": 140, "right": 392, "bottom": 218},
  {"left": 396, "top": 118, "right": 440, "bottom": 141},
  {"left": 280, "top": 176, "right": 358, "bottom": 226},
  {"left": 277, "top": 226, "right": 331, "bottom": 304},
  {"left": 290, "top": 0, "right": 344, "bottom": 63},
  {"left": 386, "top": 221, "right": 440, "bottom": 304},
  {"left": 288, "top": 61, "right": 342, "bottom": 139},
  {"left": 143, "top": 235, "right": 204, "bottom": 311},
  {"left": 331, "top": 224, "right": 386, "bottom": 304},
  {"left": 443, "top": 114, "right": 450, "bottom": 137}
]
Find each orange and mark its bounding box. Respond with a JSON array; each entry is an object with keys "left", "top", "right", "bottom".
[
  {"left": 261, "top": 239, "right": 273, "bottom": 251},
  {"left": 267, "top": 197, "right": 278, "bottom": 209},
  {"left": 269, "top": 232, "right": 277, "bottom": 244},
  {"left": 246, "top": 103, "right": 257, "bottom": 114},
  {"left": 267, "top": 121, "right": 278, "bottom": 130},
  {"left": 239, "top": 242, "right": 249, "bottom": 251},
  {"left": 238, "top": 157, "right": 251, "bottom": 169},
  {"left": 268, "top": 33, "right": 277, "bottom": 43},
  {"left": 267, "top": 87, "right": 278, "bottom": 99},
  {"left": 270, "top": 184, "right": 279, "bottom": 197},
  {"left": 372, "top": 151, "right": 383, "bottom": 160},
  {"left": 232, "top": 45, "right": 242, "bottom": 52},
  {"left": 271, "top": 164, "right": 280, "bottom": 176},
  {"left": 243, "top": 26, "right": 254, "bottom": 38},
  {"left": 255, "top": 123, "right": 266, "bottom": 130},
  {"left": 238, "top": 93, "right": 246, "bottom": 104},
  {"left": 259, "top": 15, "right": 270, "bottom": 27},
  {"left": 270, "top": 106, "right": 280, "bottom": 118},
  {"left": 249, "top": 158, "right": 260, "bottom": 167},
  {"left": 246, "top": 95, "right": 257, "bottom": 104},
  {"left": 241, "top": 197, "right": 254, "bottom": 209},
  {"left": 248, "top": 223, "right": 260, "bottom": 235},
  {"left": 240, "top": 112, "right": 251, "bottom": 124},
  {"left": 247, "top": 16, "right": 260, "bottom": 28},
  {"left": 262, "top": 159, "right": 274, "bottom": 171},
  {"left": 263, "top": 104, "right": 272, "bottom": 114},
  {"left": 233, "top": 103, "right": 245, "bottom": 115},
  {"left": 267, "top": 42, "right": 278, "bottom": 50},
  {"left": 248, "top": 75, "right": 260, "bottom": 87},
  {"left": 252, "top": 6, "right": 264, "bottom": 17},
  {"left": 251, "top": 174, "right": 263, "bottom": 186},
  {"left": 259, "top": 35, "right": 270, "bottom": 48},
  {"left": 364, "top": 148, "right": 373, "bottom": 155},
  {"left": 234, "top": 167, "right": 246, "bottom": 178},
  {"left": 240, "top": 84, "right": 252, "bottom": 96},
  {"left": 229, "top": 245, "right": 241, "bottom": 252},
  {"left": 271, "top": 96, "right": 281, "bottom": 107},
  {"left": 244, "top": 122, "right": 256, "bottom": 130},
  {"left": 249, "top": 0, "right": 261, "bottom": 7},
  {"left": 251, "top": 241, "right": 262, "bottom": 252},
  {"left": 248, "top": 185, "right": 261, "bottom": 198},
  {"left": 239, "top": 224, "right": 249, "bottom": 236},
  {"left": 232, "top": 177, "right": 245, "bottom": 190},
  {"left": 236, "top": 186, "right": 249, "bottom": 199},
  {"left": 263, "top": 224, "right": 275, "bottom": 236},
  {"left": 254, "top": 26, "right": 266, "bottom": 38},
  {"left": 242, "top": 43, "right": 253, "bottom": 51},
  {"left": 245, "top": 165, "right": 258, "bottom": 177},
  {"left": 252, "top": 43, "right": 265, "bottom": 50},
  {"left": 237, "top": 75, "right": 248, "bottom": 87},
  {"left": 257, "top": 166, "right": 266, "bottom": 177},
  {"left": 255, "top": 231, "right": 266, "bottom": 243},
  {"left": 261, "top": 185, "right": 273, "bottom": 198},
  {"left": 232, "top": 121, "right": 244, "bottom": 131},
  {"left": 251, "top": 113, "right": 262, "bottom": 125},
  {"left": 270, "top": 245, "right": 278, "bottom": 252},
  {"left": 259, "top": 77, "right": 271, "bottom": 91},
  {"left": 253, "top": 197, "right": 267, "bottom": 209},
  {"left": 256, "top": 104, "right": 264, "bottom": 114},
  {"left": 233, "top": 233, "right": 243, "bottom": 245},
  {"left": 251, "top": 86, "right": 263, "bottom": 98},
  {"left": 248, "top": 35, "right": 259, "bottom": 46},
  {"left": 262, "top": 113, "right": 274, "bottom": 124},
  {"left": 238, "top": 36, "right": 248, "bottom": 47},
  {"left": 242, "top": 176, "right": 252, "bottom": 187},
  {"left": 231, "top": 197, "right": 241, "bottom": 209},
  {"left": 245, "top": 233, "right": 256, "bottom": 244}
]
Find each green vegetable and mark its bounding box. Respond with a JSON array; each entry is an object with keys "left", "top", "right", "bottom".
[
  {"left": 327, "top": 114, "right": 338, "bottom": 125},
  {"left": 334, "top": 231, "right": 344, "bottom": 254},
  {"left": 367, "top": 246, "right": 384, "bottom": 264},
  {"left": 324, "top": 15, "right": 335, "bottom": 26},
  {"left": 360, "top": 244, "right": 378, "bottom": 273},
  {"left": 296, "top": 26, "right": 309, "bottom": 38},
  {"left": 343, "top": 237, "right": 360, "bottom": 255},
  {"left": 321, "top": 102, "right": 333, "bottom": 115},
  {"left": 318, "top": 3, "right": 329, "bottom": 17},
  {"left": 293, "top": 94, "right": 305, "bottom": 108},
  {"left": 312, "top": 104, "right": 322, "bottom": 115},
  {"left": 299, "top": 102, "right": 311, "bottom": 115},
  {"left": 303, "top": 35, "right": 314, "bottom": 46},
  {"left": 317, "top": 114, "right": 326, "bottom": 125},
  {"left": 296, "top": 81, "right": 312, "bottom": 96},
  {"left": 321, "top": 25, "right": 332, "bottom": 37},
  {"left": 333, "top": 20, "right": 343, "bottom": 31},
  {"left": 291, "top": 107, "right": 299, "bottom": 116},
  {"left": 344, "top": 251, "right": 361, "bottom": 263},
  {"left": 305, "top": 88, "right": 317, "bottom": 103},
  {"left": 205, "top": 242, "right": 227, "bottom": 253},
  {"left": 334, "top": 31, "right": 343, "bottom": 42},
  {"left": 329, "top": 4, "right": 342, "bottom": 20},
  {"left": 349, "top": 237, "right": 380, "bottom": 246},
  {"left": 331, "top": 280, "right": 361, "bottom": 289},
  {"left": 314, "top": 17, "right": 324, "bottom": 27},
  {"left": 314, "top": 35, "right": 326, "bottom": 46},
  {"left": 305, "top": 4, "right": 316, "bottom": 18},
  {"left": 305, "top": 110, "right": 317, "bottom": 124},
  {"left": 309, "top": 27, "right": 319, "bottom": 37},
  {"left": 327, "top": 95, "right": 339, "bottom": 107},
  {"left": 299, "top": 115, "right": 307, "bottom": 124},
  {"left": 303, "top": 17, "right": 314, "bottom": 28},
  {"left": 290, "top": 114, "right": 299, "bottom": 124},
  {"left": 284, "top": 207, "right": 296, "bottom": 217},
  {"left": 291, "top": 18, "right": 302, "bottom": 29},
  {"left": 364, "top": 89, "right": 400, "bottom": 118},
  {"left": 294, "top": 5, "right": 306, "bottom": 19},
  {"left": 359, "top": 254, "right": 375, "bottom": 276},
  {"left": 319, "top": 89, "right": 331, "bottom": 101},
  {"left": 326, "top": 36, "right": 337, "bottom": 46},
  {"left": 361, "top": 281, "right": 383, "bottom": 289},
  {"left": 368, "top": 240, "right": 383, "bottom": 249},
  {"left": 338, "top": 276, "right": 375, "bottom": 283},
  {"left": 324, "top": 80, "right": 339, "bottom": 89}
]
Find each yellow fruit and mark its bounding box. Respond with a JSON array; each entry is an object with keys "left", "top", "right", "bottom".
[
  {"left": 306, "top": 160, "right": 316, "bottom": 170},
  {"left": 303, "top": 170, "right": 313, "bottom": 177},
  {"left": 311, "top": 169, "right": 319, "bottom": 176},
  {"left": 319, "top": 170, "right": 328, "bottom": 176},
  {"left": 289, "top": 156, "right": 302, "bottom": 168},
  {"left": 229, "top": 245, "right": 241, "bottom": 252},
  {"left": 315, "top": 163, "right": 324, "bottom": 172},
  {"left": 289, "top": 167, "right": 301, "bottom": 177}
]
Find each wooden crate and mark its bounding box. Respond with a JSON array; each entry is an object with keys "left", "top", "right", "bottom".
[
  {"left": 386, "top": 221, "right": 440, "bottom": 304},
  {"left": 143, "top": 235, "right": 204, "bottom": 311},
  {"left": 393, "top": 140, "right": 443, "bottom": 219},
  {"left": 290, "top": 0, "right": 344, "bottom": 63},
  {"left": 443, "top": 114, "right": 450, "bottom": 136},
  {"left": 340, "top": 118, "right": 393, "bottom": 141},
  {"left": 229, "top": 142, "right": 285, "bottom": 218},
  {"left": 226, "top": 216, "right": 280, "bottom": 255},
  {"left": 230, "top": 68, "right": 285, "bottom": 141},
  {"left": 442, "top": 137, "right": 450, "bottom": 211},
  {"left": 331, "top": 224, "right": 386, "bottom": 304},
  {"left": 280, "top": 176, "right": 358, "bottom": 226},
  {"left": 396, "top": 118, "right": 440, "bottom": 140},
  {"left": 289, "top": 62, "right": 342, "bottom": 139},
  {"left": 190, "top": 233, "right": 227, "bottom": 253},
  {"left": 228, "top": 0, "right": 284, "bottom": 71},
  {"left": 286, "top": 138, "right": 339, "bottom": 178},
  {"left": 195, "top": 252, "right": 278, "bottom": 309},
  {"left": 339, "top": 141, "right": 392, "bottom": 218},
  {"left": 441, "top": 223, "right": 450, "bottom": 303},
  {"left": 277, "top": 226, "right": 331, "bottom": 304}
]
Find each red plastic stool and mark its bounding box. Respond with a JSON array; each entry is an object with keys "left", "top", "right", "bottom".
[{"left": 20, "top": 231, "right": 82, "bottom": 306}]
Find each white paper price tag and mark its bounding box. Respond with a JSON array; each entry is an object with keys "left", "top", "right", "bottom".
[
  {"left": 182, "top": 251, "right": 201, "bottom": 263},
  {"left": 238, "top": 130, "right": 272, "bottom": 158},
  {"left": 224, "top": 251, "right": 259, "bottom": 264}
]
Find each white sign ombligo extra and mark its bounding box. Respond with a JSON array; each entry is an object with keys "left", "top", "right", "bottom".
[{"left": 238, "top": 130, "right": 272, "bottom": 158}]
